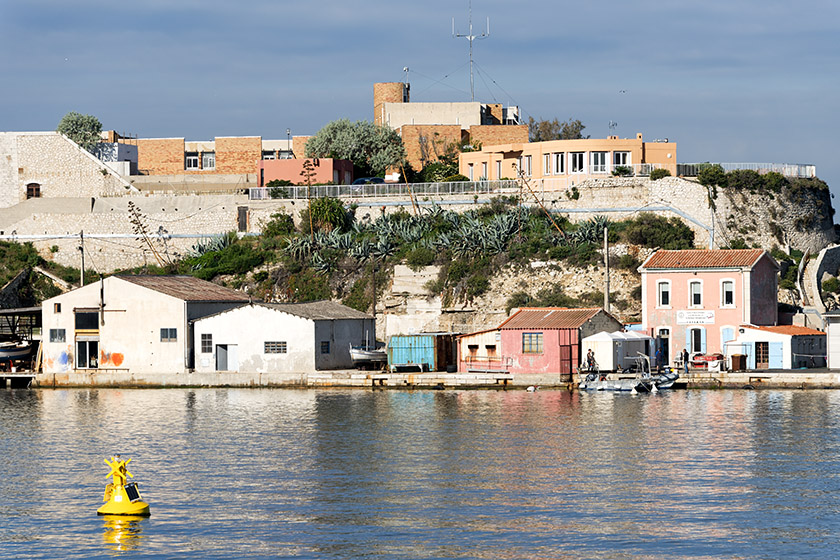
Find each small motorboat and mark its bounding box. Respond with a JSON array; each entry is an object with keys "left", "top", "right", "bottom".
[
  {"left": 350, "top": 335, "right": 386, "bottom": 369},
  {"left": 578, "top": 352, "right": 679, "bottom": 393}
]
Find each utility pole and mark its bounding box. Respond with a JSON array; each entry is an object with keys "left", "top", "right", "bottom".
[
  {"left": 603, "top": 226, "right": 610, "bottom": 313},
  {"left": 79, "top": 230, "right": 85, "bottom": 287},
  {"left": 452, "top": 0, "right": 489, "bottom": 102}
]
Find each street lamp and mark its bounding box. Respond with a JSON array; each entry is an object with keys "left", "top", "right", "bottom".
[{"left": 286, "top": 128, "right": 291, "bottom": 158}]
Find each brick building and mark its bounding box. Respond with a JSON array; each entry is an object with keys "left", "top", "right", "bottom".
[{"left": 373, "top": 82, "right": 528, "bottom": 172}]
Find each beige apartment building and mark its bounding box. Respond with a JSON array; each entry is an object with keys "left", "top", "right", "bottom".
[{"left": 458, "top": 133, "right": 677, "bottom": 188}]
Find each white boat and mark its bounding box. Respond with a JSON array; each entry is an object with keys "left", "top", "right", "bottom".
[
  {"left": 350, "top": 338, "right": 386, "bottom": 369},
  {"left": 0, "top": 340, "right": 32, "bottom": 360},
  {"left": 578, "top": 352, "right": 679, "bottom": 392}
]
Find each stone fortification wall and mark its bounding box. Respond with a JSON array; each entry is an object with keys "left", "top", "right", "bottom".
[{"left": 0, "top": 132, "right": 134, "bottom": 209}]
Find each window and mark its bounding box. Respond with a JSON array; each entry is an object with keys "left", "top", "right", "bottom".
[
  {"left": 26, "top": 183, "right": 41, "bottom": 199},
  {"left": 689, "top": 281, "right": 702, "bottom": 307},
  {"left": 75, "top": 311, "right": 98, "bottom": 330},
  {"left": 481, "top": 162, "right": 487, "bottom": 180},
  {"left": 468, "top": 163, "right": 474, "bottom": 180},
  {"left": 54, "top": 303, "right": 61, "bottom": 313},
  {"left": 320, "top": 341, "right": 330, "bottom": 354},
  {"left": 613, "top": 151, "right": 630, "bottom": 166},
  {"left": 201, "top": 333, "right": 213, "bottom": 353},
  {"left": 553, "top": 153, "right": 565, "bottom": 174},
  {"left": 544, "top": 154, "right": 551, "bottom": 175},
  {"left": 522, "top": 332, "right": 544, "bottom": 354},
  {"left": 49, "top": 329, "right": 65, "bottom": 343},
  {"left": 160, "top": 328, "right": 177, "bottom": 342},
  {"left": 657, "top": 281, "right": 671, "bottom": 307},
  {"left": 522, "top": 155, "right": 532, "bottom": 176},
  {"left": 262, "top": 150, "right": 276, "bottom": 160},
  {"left": 201, "top": 152, "right": 215, "bottom": 170},
  {"left": 721, "top": 280, "right": 735, "bottom": 307},
  {"left": 185, "top": 152, "right": 199, "bottom": 170},
  {"left": 689, "top": 328, "right": 704, "bottom": 354},
  {"left": 468, "top": 344, "right": 479, "bottom": 357},
  {"left": 591, "top": 151, "right": 607, "bottom": 173},
  {"left": 485, "top": 344, "right": 497, "bottom": 357},
  {"left": 265, "top": 341, "right": 287, "bottom": 354},
  {"left": 571, "top": 152, "right": 585, "bottom": 173},
  {"left": 495, "top": 161, "right": 502, "bottom": 179},
  {"left": 76, "top": 340, "right": 99, "bottom": 369}
]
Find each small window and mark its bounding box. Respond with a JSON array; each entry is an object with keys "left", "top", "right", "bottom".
[
  {"left": 185, "top": 153, "right": 199, "bottom": 170},
  {"left": 468, "top": 344, "right": 479, "bottom": 356},
  {"left": 201, "top": 151, "right": 215, "bottom": 170},
  {"left": 262, "top": 150, "right": 276, "bottom": 160},
  {"left": 571, "top": 152, "right": 585, "bottom": 173},
  {"left": 265, "top": 341, "right": 287, "bottom": 354},
  {"left": 722, "top": 280, "right": 735, "bottom": 307},
  {"left": 657, "top": 281, "right": 671, "bottom": 307},
  {"left": 689, "top": 281, "right": 702, "bottom": 306},
  {"left": 481, "top": 162, "right": 487, "bottom": 180},
  {"left": 468, "top": 163, "right": 474, "bottom": 180},
  {"left": 613, "top": 151, "right": 630, "bottom": 166},
  {"left": 320, "top": 341, "right": 330, "bottom": 354},
  {"left": 160, "top": 328, "right": 177, "bottom": 342},
  {"left": 75, "top": 312, "right": 98, "bottom": 330},
  {"left": 520, "top": 155, "right": 532, "bottom": 176},
  {"left": 201, "top": 333, "right": 212, "bottom": 353},
  {"left": 49, "top": 328, "right": 66, "bottom": 343},
  {"left": 543, "top": 154, "right": 551, "bottom": 175},
  {"left": 522, "top": 332, "right": 543, "bottom": 354},
  {"left": 26, "top": 183, "right": 41, "bottom": 199},
  {"left": 591, "top": 151, "right": 607, "bottom": 173},
  {"left": 495, "top": 160, "right": 502, "bottom": 179},
  {"left": 54, "top": 303, "right": 61, "bottom": 313},
  {"left": 553, "top": 153, "right": 565, "bottom": 174}
]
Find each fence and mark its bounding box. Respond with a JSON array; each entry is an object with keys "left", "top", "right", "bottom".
[
  {"left": 678, "top": 162, "right": 816, "bottom": 178},
  {"left": 248, "top": 180, "right": 520, "bottom": 201}
]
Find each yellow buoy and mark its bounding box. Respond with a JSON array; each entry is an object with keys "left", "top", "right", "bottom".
[{"left": 97, "top": 454, "right": 151, "bottom": 516}]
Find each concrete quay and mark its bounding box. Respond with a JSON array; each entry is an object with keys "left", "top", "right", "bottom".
[{"left": 26, "top": 369, "right": 840, "bottom": 390}]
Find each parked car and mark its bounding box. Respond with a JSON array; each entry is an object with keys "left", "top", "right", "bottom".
[{"left": 352, "top": 177, "right": 385, "bottom": 185}]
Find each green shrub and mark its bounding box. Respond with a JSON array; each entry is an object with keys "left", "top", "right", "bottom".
[
  {"left": 725, "top": 238, "right": 749, "bottom": 250},
  {"left": 442, "top": 174, "right": 470, "bottom": 182},
  {"left": 261, "top": 212, "right": 295, "bottom": 237},
  {"left": 649, "top": 168, "right": 671, "bottom": 181},
  {"left": 299, "top": 197, "right": 350, "bottom": 233},
  {"left": 287, "top": 268, "right": 330, "bottom": 302},
  {"left": 405, "top": 246, "right": 436, "bottom": 270},
  {"left": 615, "top": 253, "right": 641, "bottom": 270},
  {"left": 823, "top": 277, "right": 840, "bottom": 294},
  {"left": 611, "top": 165, "right": 632, "bottom": 177},
  {"left": 566, "top": 186, "right": 580, "bottom": 200},
  {"left": 697, "top": 164, "right": 726, "bottom": 187},
  {"left": 619, "top": 213, "right": 695, "bottom": 249}
]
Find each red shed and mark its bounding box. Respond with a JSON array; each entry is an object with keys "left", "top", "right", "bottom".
[{"left": 499, "top": 307, "right": 622, "bottom": 376}]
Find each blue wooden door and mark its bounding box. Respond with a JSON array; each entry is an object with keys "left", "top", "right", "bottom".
[{"left": 769, "top": 342, "right": 784, "bottom": 369}]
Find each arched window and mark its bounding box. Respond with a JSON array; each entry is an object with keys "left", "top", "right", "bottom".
[{"left": 26, "top": 183, "right": 41, "bottom": 199}]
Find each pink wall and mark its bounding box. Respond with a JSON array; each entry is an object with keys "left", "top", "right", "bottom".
[
  {"left": 259, "top": 158, "right": 353, "bottom": 186},
  {"left": 501, "top": 328, "right": 579, "bottom": 374},
  {"left": 643, "top": 259, "right": 778, "bottom": 361}
]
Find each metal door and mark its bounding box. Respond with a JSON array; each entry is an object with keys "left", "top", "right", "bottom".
[{"left": 216, "top": 344, "right": 228, "bottom": 371}]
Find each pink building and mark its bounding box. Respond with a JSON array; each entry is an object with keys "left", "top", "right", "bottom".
[
  {"left": 639, "top": 249, "right": 779, "bottom": 366},
  {"left": 496, "top": 307, "right": 622, "bottom": 376},
  {"left": 258, "top": 158, "right": 353, "bottom": 186}
]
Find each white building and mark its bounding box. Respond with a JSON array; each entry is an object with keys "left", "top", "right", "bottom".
[
  {"left": 725, "top": 325, "right": 826, "bottom": 370},
  {"left": 581, "top": 331, "right": 654, "bottom": 372},
  {"left": 825, "top": 311, "right": 840, "bottom": 369},
  {"left": 41, "top": 275, "right": 249, "bottom": 375},
  {"left": 192, "top": 301, "right": 374, "bottom": 373}
]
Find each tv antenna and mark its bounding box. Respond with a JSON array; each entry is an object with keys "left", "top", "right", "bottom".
[
  {"left": 452, "top": 0, "right": 489, "bottom": 102},
  {"left": 609, "top": 121, "right": 618, "bottom": 133}
]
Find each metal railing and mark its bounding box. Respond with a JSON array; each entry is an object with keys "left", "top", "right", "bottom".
[
  {"left": 678, "top": 162, "right": 816, "bottom": 178},
  {"left": 248, "top": 180, "right": 519, "bottom": 201}
]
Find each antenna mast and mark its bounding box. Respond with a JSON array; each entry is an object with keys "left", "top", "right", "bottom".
[{"left": 452, "top": 0, "right": 489, "bottom": 102}]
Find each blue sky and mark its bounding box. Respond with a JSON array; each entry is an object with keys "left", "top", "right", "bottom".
[{"left": 2, "top": 0, "right": 839, "bottom": 204}]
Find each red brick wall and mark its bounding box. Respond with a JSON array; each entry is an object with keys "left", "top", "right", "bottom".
[
  {"left": 467, "top": 125, "right": 528, "bottom": 148},
  {"left": 399, "top": 125, "right": 464, "bottom": 171},
  {"left": 136, "top": 138, "right": 185, "bottom": 175},
  {"left": 216, "top": 137, "right": 261, "bottom": 174}
]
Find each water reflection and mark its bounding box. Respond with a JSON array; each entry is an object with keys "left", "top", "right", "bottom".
[{"left": 102, "top": 515, "right": 145, "bottom": 553}]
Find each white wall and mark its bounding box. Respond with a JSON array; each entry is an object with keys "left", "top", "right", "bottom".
[{"left": 42, "top": 278, "right": 188, "bottom": 375}]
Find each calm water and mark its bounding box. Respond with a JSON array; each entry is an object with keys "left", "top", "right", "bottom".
[{"left": 2, "top": 388, "right": 839, "bottom": 559}]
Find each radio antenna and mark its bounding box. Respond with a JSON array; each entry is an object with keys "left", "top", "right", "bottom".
[{"left": 452, "top": 0, "right": 489, "bottom": 102}]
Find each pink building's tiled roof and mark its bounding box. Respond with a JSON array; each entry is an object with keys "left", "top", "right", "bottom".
[
  {"left": 640, "top": 249, "right": 767, "bottom": 270},
  {"left": 743, "top": 325, "right": 825, "bottom": 336},
  {"left": 499, "top": 307, "right": 602, "bottom": 330}
]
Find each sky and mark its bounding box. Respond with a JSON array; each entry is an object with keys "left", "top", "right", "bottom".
[{"left": 2, "top": 0, "right": 840, "bottom": 205}]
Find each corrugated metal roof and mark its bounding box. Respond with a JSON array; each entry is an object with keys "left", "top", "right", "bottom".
[
  {"left": 640, "top": 249, "right": 767, "bottom": 270},
  {"left": 745, "top": 325, "right": 825, "bottom": 336},
  {"left": 259, "top": 301, "right": 371, "bottom": 320},
  {"left": 116, "top": 275, "right": 250, "bottom": 302},
  {"left": 499, "top": 307, "right": 602, "bottom": 330}
]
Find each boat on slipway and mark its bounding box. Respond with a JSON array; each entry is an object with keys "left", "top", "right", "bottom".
[
  {"left": 0, "top": 340, "right": 32, "bottom": 360},
  {"left": 578, "top": 353, "right": 679, "bottom": 393}
]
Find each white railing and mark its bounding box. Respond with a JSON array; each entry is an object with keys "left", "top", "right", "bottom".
[
  {"left": 248, "top": 180, "right": 520, "bottom": 201},
  {"left": 678, "top": 162, "right": 816, "bottom": 178}
]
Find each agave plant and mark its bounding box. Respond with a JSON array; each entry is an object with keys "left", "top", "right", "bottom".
[
  {"left": 284, "top": 236, "right": 312, "bottom": 260},
  {"left": 188, "top": 232, "right": 235, "bottom": 258},
  {"left": 349, "top": 239, "right": 374, "bottom": 263},
  {"left": 310, "top": 251, "right": 335, "bottom": 274}
]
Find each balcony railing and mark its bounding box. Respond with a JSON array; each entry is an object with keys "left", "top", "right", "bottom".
[
  {"left": 677, "top": 162, "right": 816, "bottom": 178},
  {"left": 248, "top": 180, "right": 519, "bottom": 201}
]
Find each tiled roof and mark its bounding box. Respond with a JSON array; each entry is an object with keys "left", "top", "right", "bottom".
[
  {"left": 499, "top": 307, "right": 602, "bottom": 330},
  {"left": 640, "top": 249, "right": 767, "bottom": 270},
  {"left": 259, "top": 301, "right": 371, "bottom": 320},
  {"left": 744, "top": 325, "right": 825, "bottom": 336},
  {"left": 116, "top": 275, "right": 250, "bottom": 302}
]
